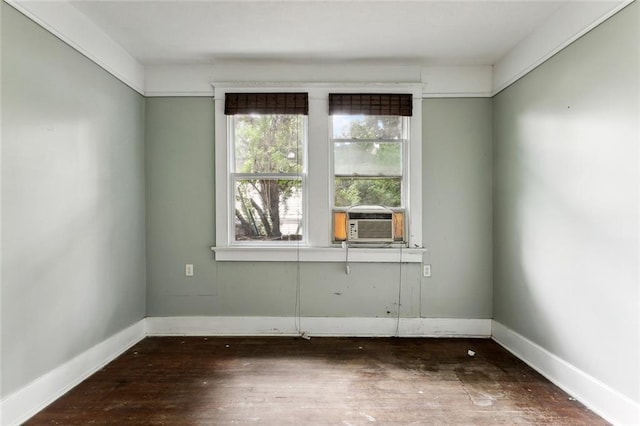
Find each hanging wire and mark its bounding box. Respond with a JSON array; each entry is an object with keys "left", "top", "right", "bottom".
[
  {"left": 395, "top": 245, "right": 403, "bottom": 337},
  {"left": 344, "top": 241, "right": 350, "bottom": 274},
  {"left": 294, "top": 114, "right": 303, "bottom": 337}
]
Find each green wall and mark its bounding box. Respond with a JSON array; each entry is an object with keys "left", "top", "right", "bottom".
[
  {"left": 7, "top": 0, "right": 637, "bottom": 415},
  {"left": 423, "top": 99, "right": 493, "bottom": 318},
  {"left": 1, "top": 3, "right": 146, "bottom": 397},
  {"left": 144, "top": 97, "right": 493, "bottom": 319},
  {"left": 493, "top": 1, "right": 639, "bottom": 401},
  {"left": 0, "top": 4, "right": 494, "bottom": 400}
]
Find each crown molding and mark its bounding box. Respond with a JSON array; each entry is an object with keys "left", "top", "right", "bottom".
[
  {"left": 5, "top": 0, "right": 631, "bottom": 98},
  {"left": 144, "top": 63, "right": 494, "bottom": 98},
  {"left": 5, "top": 0, "right": 145, "bottom": 95},
  {"left": 492, "top": 0, "right": 632, "bottom": 95}
]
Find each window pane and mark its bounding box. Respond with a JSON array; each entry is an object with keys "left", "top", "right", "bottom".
[
  {"left": 233, "top": 115, "right": 304, "bottom": 173},
  {"left": 334, "top": 177, "right": 401, "bottom": 208},
  {"left": 334, "top": 141, "right": 401, "bottom": 176},
  {"left": 234, "top": 178, "right": 302, "bottom": 241},
  {"left": 332, "top": 115, "right": 403, "bottom": 140}
]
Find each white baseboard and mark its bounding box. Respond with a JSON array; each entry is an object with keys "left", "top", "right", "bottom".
[
  {"left": 4, "top": 318, "right": 637, "bottom": 425},
  {"left": 491, "top": 320, "right": 640, "bottom": 426},
  {"left": 0, "top": 320, "right": 146, "bottom": 426},
  {"left": 145, "top": 316, "right": 492, "bottom": 338}
]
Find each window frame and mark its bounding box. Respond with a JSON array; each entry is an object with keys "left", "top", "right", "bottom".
[
  {"left": 212, "top": 83, "right": 424, "bottom": 262},
  {"left": 228, "top": 113, "right": 308, "bottom": 245}
]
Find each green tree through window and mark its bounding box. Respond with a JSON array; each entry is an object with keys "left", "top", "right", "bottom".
[
  {"left": 332, "top": 115, "right": 405, "bottom": 208},
  {"left": 232, "top": 114, "right": 304, "bottom": 241}
]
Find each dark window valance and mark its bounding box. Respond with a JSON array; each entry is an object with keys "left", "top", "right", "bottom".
[
  {"left": 328, "top": 93, "right": 412, "bottom": 116},
  {"left": 224, "top": 93, "right": 309, "bottom": 115}
]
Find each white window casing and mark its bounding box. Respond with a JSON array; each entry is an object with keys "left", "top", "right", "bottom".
[{"left": 212, "top": 82, "right": 424, "bottom": 262}]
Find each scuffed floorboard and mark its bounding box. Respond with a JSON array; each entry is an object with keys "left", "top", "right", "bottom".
[{"left": 25, "top": 337, "right": 607, "bottom": 425}]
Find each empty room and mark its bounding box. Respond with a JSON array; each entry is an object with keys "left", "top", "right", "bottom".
[{"left": 1, "top": 0, "right": 638, "bottom": 424}]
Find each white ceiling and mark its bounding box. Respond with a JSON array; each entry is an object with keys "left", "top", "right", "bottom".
[
  {"left": 10, "top": 0, "right": 629, "bottom": 94},
  {"left": 66, "top": 0, "right": 594, "bottom": 67}
]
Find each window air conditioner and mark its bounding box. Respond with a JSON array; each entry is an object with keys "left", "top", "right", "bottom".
[{"left": 333, "top": 206, "right": 404, "bottom": 244}]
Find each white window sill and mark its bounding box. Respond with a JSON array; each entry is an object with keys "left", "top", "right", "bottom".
[{"left": 211, "top": 246, "right": 426, "bottom": 263}]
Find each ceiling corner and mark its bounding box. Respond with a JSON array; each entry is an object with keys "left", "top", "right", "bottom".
[
  {"left": 5, "top": 0, "right": 145, "bottom": 95},
  {"left": 492, "top": 0, "right": 632, "bottom": 95}
]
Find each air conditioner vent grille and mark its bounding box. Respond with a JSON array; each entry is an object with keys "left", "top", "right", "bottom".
[{"left": 355, "top": 220, "right": 393, "bottom": 239}]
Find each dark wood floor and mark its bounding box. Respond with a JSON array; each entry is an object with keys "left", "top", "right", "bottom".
[{"left": 26, "top": 337, "right": 606, "bottom": 425}]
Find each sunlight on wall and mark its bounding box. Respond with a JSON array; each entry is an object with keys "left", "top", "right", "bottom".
[{"left": 515, "top": 110, "right": 638, "bottom": 374}]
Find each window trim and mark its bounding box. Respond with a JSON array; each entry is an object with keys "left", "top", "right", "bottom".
[{"left": 212, "top": 82, "right": 424, "bottom": 262}]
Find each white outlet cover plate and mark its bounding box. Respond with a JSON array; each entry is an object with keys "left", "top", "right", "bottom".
[{"left": 423, "top": 265, "right": 431, "bottom": 277}]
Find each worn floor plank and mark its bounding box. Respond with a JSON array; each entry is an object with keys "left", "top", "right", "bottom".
[{"left": 25, "top": 337, "right": 607, "bottom": 425}]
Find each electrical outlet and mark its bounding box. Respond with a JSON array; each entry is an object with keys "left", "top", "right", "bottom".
[
  {"left": 423, "top": 264, "right": 431, "bottom": 277},
  {"left": 185, "top": 264, "right": 194, "bottom": 277}
]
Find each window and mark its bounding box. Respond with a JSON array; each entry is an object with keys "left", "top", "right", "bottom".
[
  {"left": 329, "top": 93, "right": 412, "bottom": 210},
  {"left": 331, "top": 115, "right": 407, "bottom": 208},
  {"left": 213, "top": 85, "right": 423, "bottom": 262},
  {"left": 329, "top": 94, "right": 412, "bottom": 244},
  {"left": 225, "top": 93, "right": 308, "bottom": 244}
]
